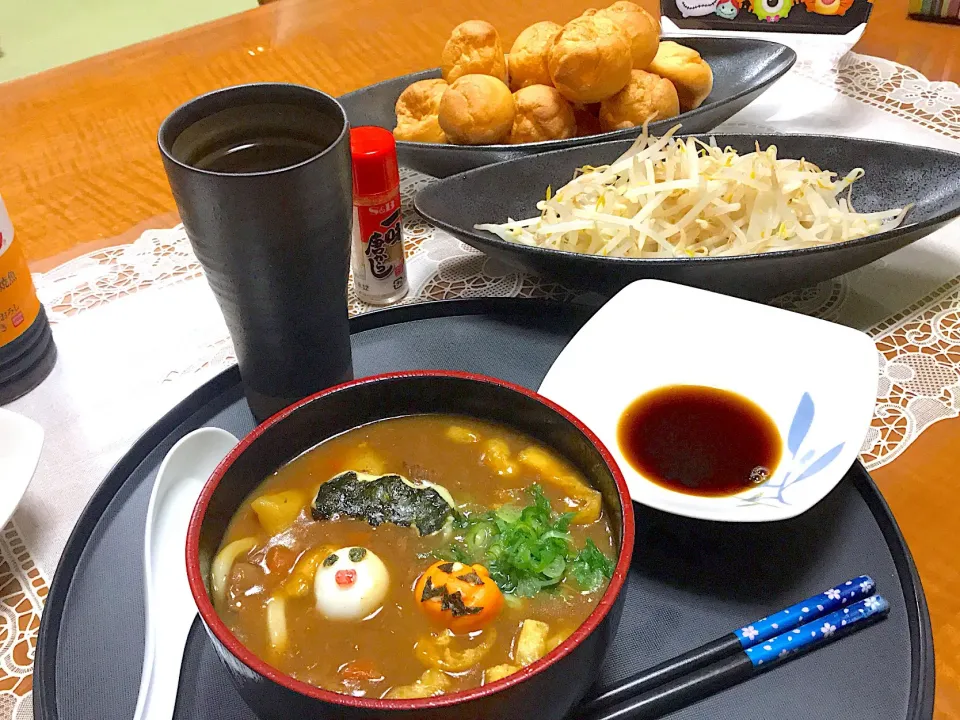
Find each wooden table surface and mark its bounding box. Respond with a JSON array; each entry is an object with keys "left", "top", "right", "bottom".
[
  {"left": 2, "top": 0, "right": 958, "bottom": 269},
  {"left": 2, "top": 0, "right": 959, "bottom": 717}
]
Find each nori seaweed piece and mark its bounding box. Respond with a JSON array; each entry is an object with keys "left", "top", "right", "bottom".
[
  {"left": 348, "top": 547, "right": 367, "bottom": 562},
  {"left": 419, "top": 574, "right": 486, "bottom": 616},
  {"left": 420, "top": 577, "right": 446, "bottom": 602},
  {"left": 312, "top": 471, "right": 453, "bottom": 536},
  {"left": 457, "top": 571, "right": 484, "bottom": 586},
  {"left": 440, "top": 590, "right": 482, "bottom": 617}
]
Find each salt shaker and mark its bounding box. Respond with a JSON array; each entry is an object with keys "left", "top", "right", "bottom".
[{"left": 349, "top": 127, "right": 409, "bottom": 306}]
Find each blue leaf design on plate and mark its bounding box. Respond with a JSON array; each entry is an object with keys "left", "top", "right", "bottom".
[
  {"left": 795, "top": 442, "right": 845, "bottom": 483},
  {"left": 787, "top": 393, "right": 814, "bottom": 457}
]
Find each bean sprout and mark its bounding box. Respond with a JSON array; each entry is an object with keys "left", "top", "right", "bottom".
[{"left": 476, "top": 126, "right": 909, "bottom": 258}]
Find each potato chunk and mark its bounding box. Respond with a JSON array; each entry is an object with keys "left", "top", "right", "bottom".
[
  {"left": 251, "top": 491, "right": 307, "bottom": 535},
  {"left": 335, "top": 443, "right": 387, "bottom": 475},
  {"left": 446, "top": 425, "right": 480, "bottom": 443}
]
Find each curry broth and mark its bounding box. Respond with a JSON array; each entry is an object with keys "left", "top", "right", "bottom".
[{"left": 216, "top": 415, "right": 617, "bottom": 698}]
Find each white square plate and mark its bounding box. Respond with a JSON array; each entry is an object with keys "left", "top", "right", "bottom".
[{"left": 538, "top": 280, "right": 878, "bottom": 522}]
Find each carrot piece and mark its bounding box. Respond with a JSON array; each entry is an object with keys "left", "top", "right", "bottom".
[{"left": 265, "top": 546, "right": 297, "bottom": 576}]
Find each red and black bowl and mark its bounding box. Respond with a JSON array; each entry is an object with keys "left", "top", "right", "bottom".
[{"left": 186, "top": 370, "right": 635, "bottom": 720}]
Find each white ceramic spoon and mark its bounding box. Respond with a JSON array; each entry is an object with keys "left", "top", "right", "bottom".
[{"left": 133, "top": 427, "right": 238, "bottom": 720}]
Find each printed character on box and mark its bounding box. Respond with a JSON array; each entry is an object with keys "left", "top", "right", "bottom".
[
  {"left": 715, "top": 0, "right": 742, "bottom": 18},
  {"left": 802, "top": 0, "right": 854, "bottom": 15},
  {"left": 676, "top": 0, "right": 720, "bottom": 17},
  {"left": 751, "top": 0, "right": 795, "bottom": 21}
]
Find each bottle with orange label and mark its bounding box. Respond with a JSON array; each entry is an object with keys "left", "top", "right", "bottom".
[{"left": 0, "top": 194, "right": 57, "bottom": 404}]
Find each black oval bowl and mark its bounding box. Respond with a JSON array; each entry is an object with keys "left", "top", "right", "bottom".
[
  {"left": 339, "top": 36, "right": 796, "bottom": 178},
  {"left": 186, "top": 370, "right": 635, "bottom": 720},
  {"left": 415, "top": 133, "right": 960, "bottom": 300}
]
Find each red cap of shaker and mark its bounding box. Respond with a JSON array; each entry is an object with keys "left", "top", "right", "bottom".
[{"left": 349, "top": 126, "right": 400, "bottom": 197}]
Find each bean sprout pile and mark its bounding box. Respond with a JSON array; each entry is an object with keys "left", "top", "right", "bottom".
[{"left": 476, "top": 126, "right": 909, "bottom": 258}]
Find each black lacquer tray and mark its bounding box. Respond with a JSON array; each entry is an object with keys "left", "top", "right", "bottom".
[{"left": 35, "top": 298, "right": 933, "bottom": 720}]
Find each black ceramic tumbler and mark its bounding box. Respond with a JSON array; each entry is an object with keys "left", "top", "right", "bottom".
[{"left": 158, "top": 84, "right": 354, "bottom": 422}]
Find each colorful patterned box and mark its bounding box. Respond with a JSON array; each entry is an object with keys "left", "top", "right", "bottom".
[{"left": 663, "top": 0, "right": 872, "bottom": 33}]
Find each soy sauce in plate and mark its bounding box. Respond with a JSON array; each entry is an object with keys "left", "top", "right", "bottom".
[{"left": 617, "top": 385, "right": 782, "bottom": 498}]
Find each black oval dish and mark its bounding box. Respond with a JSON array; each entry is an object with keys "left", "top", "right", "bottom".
[
  {"left": 415, "top": 135, "right": 960, "bottom": 300},
  {"left": 34, "top": 299, "right": 933, "bottom": 720},
  {"left": 339, "top": 37, "right": 796, "bottom": 178},
  {"left": 187, "top": 371, "right": 633, "bottom": 720}
]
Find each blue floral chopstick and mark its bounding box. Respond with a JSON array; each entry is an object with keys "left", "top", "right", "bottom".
[
  {"left": 580, "top": 575, "right": 877, "bottom": 717},
  {"left": 585, "top": 595, "right": 890, "bottom": 720},
  {"left": 735, "top": 574, "right": 876, "bottom": 647},
  {"left": 744, "top": 594, "right": 890, "bottom": 667}
]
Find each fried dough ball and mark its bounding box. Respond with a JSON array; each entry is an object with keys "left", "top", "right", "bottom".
[
  {"left": 393, "top": 78, "right": 449, "bottom": 143},
  {"left": 438, "top": 74, "right": 516, "bottom": 145},
  {"left": 508, "top": 85, "right": 577, "bottom": 144},
  {"left": 548, "top": 14, "right": 632, "bottom": 104},
  {"left": 648, "top": 41, "right": 714, "bottom": 111},
  {"left": 508, "top": 21, "right": 563, "bottom": 90},
  {"left": 599, "top": 69, "right": 680, "bottom": 131},
  {"left": 441, "top": 21, "right": 508, "bottom": 84},
  {"left": 592, "top": 2, "right": 660, "bottom": 70}
]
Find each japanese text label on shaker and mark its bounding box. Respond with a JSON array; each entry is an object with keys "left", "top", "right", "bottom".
[
  {"left": 349, "top": 127, "right": 409, "bottom": 306},
  {"left": 0, "top": 194, "right": 57, "bottom": 404}
]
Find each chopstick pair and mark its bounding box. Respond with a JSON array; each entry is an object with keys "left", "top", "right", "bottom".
[{"left": 578, "top": 575, "right": 889, "bottom": 720}]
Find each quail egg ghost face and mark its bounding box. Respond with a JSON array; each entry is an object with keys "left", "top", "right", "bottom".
[{"left": 314, "top": 547, "right": 390, "bottom": 621}]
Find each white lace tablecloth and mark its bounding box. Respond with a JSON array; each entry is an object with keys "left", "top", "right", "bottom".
[{"left": 1, "top": 51, "right": 959, "bottom": 720}]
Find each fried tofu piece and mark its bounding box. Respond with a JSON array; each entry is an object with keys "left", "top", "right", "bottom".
[
  {"left": 517, "top": 446, "right": 602, "bottom": 524},
  {"left": 482, "top": 438, "right": 517, "bottom": 477},
  {"left": 384, "top": 669, "right": 451, "bottom": 699},
  {"left": 484, "top": 663, "right": 521, "bottom": 684},
  {"left": 515, "top": 619, "right": 550, "bottom": 666}
]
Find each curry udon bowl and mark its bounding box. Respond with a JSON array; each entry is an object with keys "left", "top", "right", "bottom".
[{"left": 186, "top": 370, "right": 634, "bottom": 720}]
